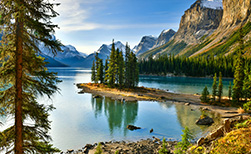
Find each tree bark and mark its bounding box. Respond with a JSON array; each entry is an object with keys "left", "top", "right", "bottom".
[{"left": 15, "top": 13, "right": 24, "bottom": 154}]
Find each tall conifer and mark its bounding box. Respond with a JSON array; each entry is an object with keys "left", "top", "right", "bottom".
[
  {"left": 212, "top": 73, "right": 217, "bottom": 102},
  {"left": 0, "top": 0, "right": 61, "bottom": 153},
  {"left": 218, "top": 72, "right": 223, "bottom": 102}
]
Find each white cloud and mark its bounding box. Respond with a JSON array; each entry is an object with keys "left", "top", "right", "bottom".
[{"left": 51, "top": 0, "right": 179, "bottom": 32}]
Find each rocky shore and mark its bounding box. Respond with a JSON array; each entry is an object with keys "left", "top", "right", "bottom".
[{"left": 63, "top": 137, "right": 178, "bottom": 154}]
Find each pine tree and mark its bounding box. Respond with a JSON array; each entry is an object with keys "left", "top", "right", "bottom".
[
  {"left": 243, "top": 65, "right": 251, "bottom": 102},
  {"left": 104, "top": 58, "right": 109, "bottom": 84},
  {"left": 118, "top": 51, "right": 124, "bottom": 88},
  {"left": 97, "top": 59, "right": 104, "bottom": 83},
  {"left": 232, "top": 27, "right": 245, "bottom": 103},
  {"left": 124, "top": 43, "right": 130, "bottom": 87},
  {"left": 115, "top": 48, "right": 120, "bottom": 84},
  {"left": 200, "top": 86, "right": 210, "bottom": 103},
  {"left": 95, "top": 52, "right": 100, "bottom": 83},
  {"left": 91, "top": 60, "right": 96, "bottom": 83},
  {"left": 218, "top": 72, "right": 223, "bottom": 102},
  {"left": 228, "top": 82, "right": 232, "bottom": 101},
  {"left": 212, "top": 73, "right": 218, "bottom": 102},
  {"left": 106, "top": 40, "right": 116, "bottom": 87},
  {"left": 0, "top": 0, "right": 61, "bottom": 153}
]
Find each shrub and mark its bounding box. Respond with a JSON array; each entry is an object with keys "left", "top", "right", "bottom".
[
  {"left": 200, "top": 86, "right": 210, "bottom": 103},
  {"left": 243, "top": 101, "right": 251, "bottom": 111},
  {"left": 174, "top": 127, "right": 193, "bottom": 154},
  {"left": 159, "top": 138, "right": 169, "bottom": 154},
  {"left": 94, "top": 143, "right": 103, "bottom": 154}
]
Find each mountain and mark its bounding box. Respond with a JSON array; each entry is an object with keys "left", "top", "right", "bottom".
[
  {"left": 38, "top": 36, "right": 88, "bottom": 67},
  {"left": 133, "top": 36, "right": 157, "bottom": 56},
  {"left": 82, "top": 41, "right": 126, "bottom": 68},
  {"left": 153, "top": 29, "right": 176, "bottom": 48},
  {"left": 138, "top": 0, "right": 251, "bottom": 59}
]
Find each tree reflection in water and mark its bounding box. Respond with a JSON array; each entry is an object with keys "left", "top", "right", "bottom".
[{"left": 91, "top": 95, "right": 139, "bottom": 136}]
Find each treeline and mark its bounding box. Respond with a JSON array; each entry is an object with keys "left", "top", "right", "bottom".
[
  {"left": 139, "top": 54, "right": 238, "bottom": 77},
  {"left": 91, "top": 40, "right": 139, "bottom": 88},
  {"left": 200, "top": 27, "right": 251, "bottom": 110}
]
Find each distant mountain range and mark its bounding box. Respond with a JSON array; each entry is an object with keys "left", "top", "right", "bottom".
[{"left": 35, "top": 0, "right": 251, "bottom": 67}]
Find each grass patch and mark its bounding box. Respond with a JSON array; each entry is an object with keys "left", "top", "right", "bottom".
[
  {"left": 210, "top": 118, "right": 251, "bottom": 154},
  {"left": 183, "top": 39, "right": 212, "bottom": 57},
  {"left": 201, "top": 22, "right": 251, "bottom": 56}
]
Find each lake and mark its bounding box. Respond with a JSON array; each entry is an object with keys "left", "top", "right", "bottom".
[{"left": 37, "top": 67, "right": 231, "bottom": 151}]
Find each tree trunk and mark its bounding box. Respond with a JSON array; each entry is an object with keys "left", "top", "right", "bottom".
[{"left": 15, "top": 14, "right": 24, "bottom": 154}]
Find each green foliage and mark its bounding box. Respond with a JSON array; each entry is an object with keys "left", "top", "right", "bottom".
[
  {"left": 102, "top": 41, "right": 139, "bottom": 88},
  {"left": 218, "top": 72, "right": 223, "bottom": 102},
  {"left": 243, "top": 101, "right": 251, "bottom": 112},
  {"left": 139, "top": 54, "right": 236, "bottom": 77},
  {"left": 228, "top": 81, "right": 232, "bottom": 100},
  {"left": 200, "top": 86, "right": 210, "bottom": 103},
  {"left": 232, "top": 32, "right": 245, "bottom": 103},
  {"left": 115, "top": 150, "right": 119, "bottom": 154},
  {"left": 97, "top": 59, "right": 104, "bottom": 83},
  {"left": 95, "top": 142, "right": 103, "bottom": 154},
  {"left": 174, "top": 127, "right": 193, "bottom": 154},
  {"left": 202, "top": 22, "right": 251, "bottom": 56},
  {"left": 212, "top": 73, "right": 218, "bottom": 102},
  {"left": 189, "top": 145, "right": 206, "bottom": 154},
  {"left": 211, "top": 121, "right": 251, "bottom": 154},
  {"left": 235, "top": 119, "right": 251, "bottom": 129},
  {"left": 91, "top": 60, "right": 96, "bottom": 83},
  {"left": 0, "top": 0, "right": 61, "bottom": 153},
  {"left": 158, "top": 138, "right": 169, "bottom": 154},
  {"left": 184, "top": 39, "right": 212, "bottom": 57}
]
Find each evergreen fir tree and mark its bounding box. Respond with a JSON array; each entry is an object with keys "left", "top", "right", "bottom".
[
  {"left": 124, "top": 43, "right": 130, "bottom": 87},
  {"left": 118, "top": 51, "right": 124, "bottom": 88},
  {"left": 106, "top": 40, "right": 116, "bottom": 87},
  {"left": 97, "top": 59, "right": 104, "bottom": 83},
  {"left": 232, "top": 27, "right": 245, "bottom": 103},
  {"left": 0, "top": 0, "right": 61, "bottom": 153},
  {"left": 228, "top": 82, "right": 232, "bottom": 100},
  {"left": 200, "top": 86, "right": 210, "bottom": 103},
  {"left": 218, "top": 72, "right": 223, "bottom": 102},
  {"left": 243, "top": 65, "right": 251, "bottom": 102},
  {"left": 104, "top": 58, "right": 109, "bottom": 84},
  {"left": 91, "top": 60, "right": 96, "bottom": 83},
  {"left": 95, "top": 52, "right": 100, "bottom": 83},
  {"left": 212, "top": 73, "right": 218, "bottom": 102}
]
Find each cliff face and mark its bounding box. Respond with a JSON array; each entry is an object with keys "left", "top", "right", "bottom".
[
  {"left": 219, "top": 0, "right": 251, "bottom": 28},
  {"left": 172, "top": 0, "right": 223, "bottom": 44}
]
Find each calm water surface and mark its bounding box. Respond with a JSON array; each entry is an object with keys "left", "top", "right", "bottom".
[{"left": 38, "top": 67, "right": 231, "bottom": 151}]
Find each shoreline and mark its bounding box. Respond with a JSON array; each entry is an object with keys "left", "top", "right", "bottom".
[
  {"left": 77, "top": 83, "right": 240, "bottom": 118},
  {"left": 71, "top": 83, "right": 248, "bottom": 154}
]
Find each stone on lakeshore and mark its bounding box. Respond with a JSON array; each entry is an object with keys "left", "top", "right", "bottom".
[
  {"left": 93, "top": 95, "right": 102, "bottom": 98},
  {"left": 185, "top": 103, "right": 190, "bottom": 106},
  {"left": 126, "top": 125, "right": 141, "bottom": 130},
  {"left": 196, "top": 116, "right": 214, "bottom": 125},
  {"left": 67, "top": 149, "right": 74, "bottom": 153},
  {"left": 197, "top": 137, "right": 205, "bottom": 146},
  {"left": 150, "top": 128, "right": 153, "bottom": 133}
]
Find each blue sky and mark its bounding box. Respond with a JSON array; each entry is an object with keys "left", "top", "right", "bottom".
[{"left": 52, "top": 0, "right": 195, "bottom": 54}]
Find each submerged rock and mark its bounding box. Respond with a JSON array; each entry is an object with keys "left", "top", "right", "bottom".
[
  {"left": 196, "top": 116, "right": 214, "bottom": 125},
  {"left": 127, "top": 125, "right": 141, "bottom": 131}
]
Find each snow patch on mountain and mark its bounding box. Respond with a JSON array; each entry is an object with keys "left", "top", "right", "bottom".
[{"left": 201, "top": 0, "right": 223, "bottom": 10}]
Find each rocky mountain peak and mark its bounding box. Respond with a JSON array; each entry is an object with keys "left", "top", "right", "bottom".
[
  {"left": 134, "top": 36, "right": 157, "bottom": 56},
  {"left": 172, "top": 0, "right": 223, "bottom": 44},
  {"left": 153, "top": 29, "right": 176, "bottom": 48}
]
